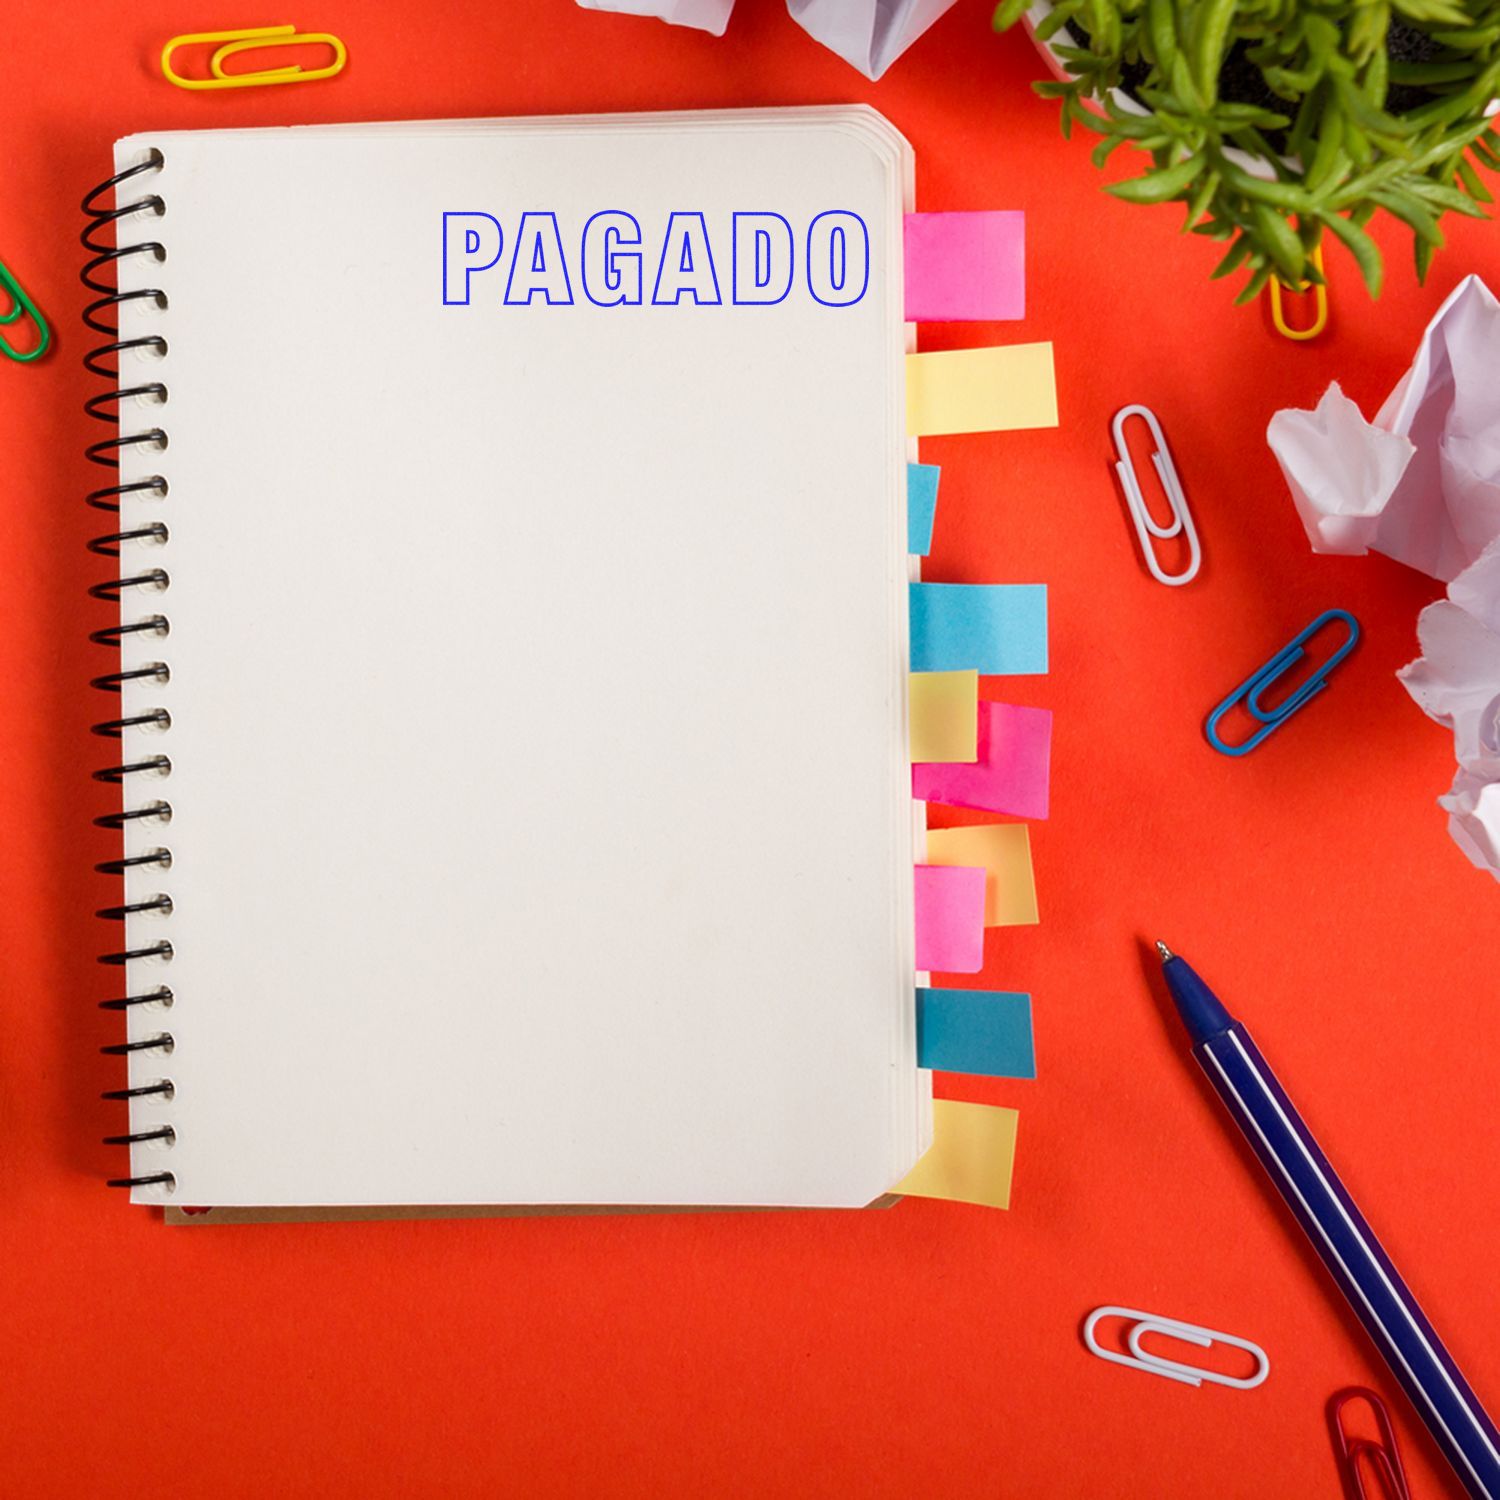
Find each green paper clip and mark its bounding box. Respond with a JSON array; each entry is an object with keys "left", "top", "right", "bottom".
[{"left": 0, "top": 258, "right": 52, "bottom": 363}]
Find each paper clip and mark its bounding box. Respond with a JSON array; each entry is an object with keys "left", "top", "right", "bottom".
[
  {"left": 161, "top": 25, "right": 347, "bottom": 90},
  {"left": 1269, "top": 244, "right": 1329, "bottom": 341},
  {"left": 1083, "top": 1306, "right": 1270, "bottom": 1389},
  {"left": 1329, "top": 1387, "right": 1413, "bottom": 1500},
  {"left": 0, "top": 257, "right": 52, "bottom": 364},
  {"left": 1205, "top": 608, "right": 1360, "bottom": 757},
  {"left": 1111, "top": 404, "right": 1201, "bottom": 586}
]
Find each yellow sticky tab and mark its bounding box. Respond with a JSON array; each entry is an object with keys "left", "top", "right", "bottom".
[
  {"left": 906, "top": 343, "right": 1058, "bottom": 437},
  {"left": 896, "top": 1099, "right": 1018, "bottom": 1209},
  {"left": 923, "top": 823, "right": 1038, "bottom": 926},
  {"left": 910, "top": 671, "right": 978, "bottom": 763}
]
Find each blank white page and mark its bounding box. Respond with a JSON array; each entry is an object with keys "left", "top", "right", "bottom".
[{"left": 109, "top": 108, "right": 921, "bottom": 1207}]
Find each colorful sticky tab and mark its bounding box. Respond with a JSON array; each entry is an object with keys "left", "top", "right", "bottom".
[
  {"left": 905, "top": 343, "right": 1057, "bottom": 437},
  {"left": 909, "top": 671, "right": 978, "bottom": 763},
  {"left": 903, "top": 211, "right": 1025, "bottom": 322},
  {"left": 914, "top": 865, "right": 986, "bottom": 973},
  {"left": 910, "top": 582, "right": 1048, "bottom": 675},
  {"left": 913, "top": 701, "right": 1052, "bottom": 818},
  {"left": 908, "top": 463, "right": 940, "bottom": 556},
  {"left": 923, "top": 823, "right": 1038, "bottom": 927},
  {"left": 896, "top": 1099, "right": 1019, "bottom": 1209},
  {"left": 917, "top": 988, "right": 1035, "bottom": 1078}
]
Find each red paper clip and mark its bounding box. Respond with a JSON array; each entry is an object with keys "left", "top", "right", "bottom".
[{"left": 1329, "top": 1387, "right": 1413, "bottom": 1500}]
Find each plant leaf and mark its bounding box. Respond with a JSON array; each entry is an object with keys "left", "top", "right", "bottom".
[
  {"left": 992, "top": 0, "right": 1032, "bottom": 31},
  {"left": 1404, "top": 177, "right": 1491, "bottom": 217},
  {"left": 1235, "top": 261, "right": 1276, "bottom": 304},
  {"left": 1456, "top": 155, "right": 1495, "bottom": 205},
  {"left": 1105, "top": 153, "right": 1205, "bottom": 202},
  {"left": 1391, "top": 0, "right": 1470, "bottom": 26},
  {"left": 1147, "top": 0, "right": 1178, "bottom": 68},
  {"left": 1263, "top": 63, "right": 1324, "bottom": 94},
  {"left": 1471, "top": 133, "right": 1500, "bottom": 170},
  {"left": 1251, "top": 202, "right": 1307, "bottom": 281},
  {"left": 1415, "top": 233, "right": 1437, "bottom": 282},
  {"left": 1183, "top": 167, "right": 1222, "bottom": 226},
  {"left": 1319, "top": 211, "right": 1385, "bottom": 295},
  {"left": 1389, "top": 60, "right": 1484, "bottom": 86},
  {"left": 1033, "top": 8, "right": 1074, "bottom": 42},
  {"left": 1167, "top": 49, "right": 1205, "bottom": 113},
  {"left": 1091, "top": 134, "right": 1126, "bottom": 168},
  {"left": 1306, "top": 106, "right": 1350, "bottom": 193},
  {"left": 1370, "top": 185, "right": 1447, "bottom": 243},
  {"left": 1210, "top": 234, "right": 1254, "bottom": 278},
  {"left": 1192, "top": 0, "right": 1238, "bottom": 104},
  {"left": 1430, "top": 23, "right": 1500, "bottom": 47},
  {"left": 1219, "top": 161, "right": 1314, "bottom": 211},
  {"left": 1286, "top": 84, "right": 1326, "bottom": 162},
  {"left": 1215, "top": 103, "right": 1293, "bottom": 129}
]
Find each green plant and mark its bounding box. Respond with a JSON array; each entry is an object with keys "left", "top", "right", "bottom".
[{"left": 992, "top": 0, "right": 1500, "bottom": 297}]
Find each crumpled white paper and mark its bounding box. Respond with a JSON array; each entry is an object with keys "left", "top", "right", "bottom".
[
  {"left": 1398, "top": 537, "right": 1500, "bottom": 877},
  {"left": 1267, "top": 275, "right": 1500, "bottom": 881},
  {"left": 1265, "top": 382, "right": 1415, "bottom": 556},
  {"left": 1439, "top": 771, "right": 1500, "bottom": 875},
  {"left": 575, "top": 0, "right": 958, "bottom": 79},
  {"left": 576, "top": 0, "right": 734, "bottom": 36},
  {"left": 1269, "top": 275, "right": 1500, "bottom": 582}
]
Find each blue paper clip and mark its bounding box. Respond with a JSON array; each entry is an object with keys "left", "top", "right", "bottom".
[{"left": 1205, "top": 609, "right": 1360, "bottom": 756}]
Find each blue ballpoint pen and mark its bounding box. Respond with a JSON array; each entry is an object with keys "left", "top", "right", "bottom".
[{"left": 1158, "top": 941, "right": 1500, "bottom": 1500}]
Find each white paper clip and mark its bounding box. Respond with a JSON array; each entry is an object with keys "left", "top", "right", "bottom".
[
  {"left": 1111, "top": 405, "right": 1202, "bottom": 587},
  {"left": 1083, "top": 1306, "right": 1269, "bottom": 1389}
]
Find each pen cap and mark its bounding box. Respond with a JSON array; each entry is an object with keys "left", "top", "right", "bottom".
[{"left": 1161, "top": 955, "right": 1233, "bottom": 1046}]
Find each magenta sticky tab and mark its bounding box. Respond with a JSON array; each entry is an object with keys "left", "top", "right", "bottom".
[
  {"left": 903, "top": 211, "right": 1025, "bottom": 322},
  {"left": 914, "top": 865, "right": 986, "bottom": 974},
  {"left": 913, "top": 701, "right": 1052, "bottom": 819}
]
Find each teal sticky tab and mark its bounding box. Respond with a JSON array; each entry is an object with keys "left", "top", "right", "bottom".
[
  {"left": 907, "top": 463, "right": 940, "bottom": 556},
  {"left": 916, "top": 988, "right": 1035, "bottom": 1078},
  {"left": 909, "top": 582, "right": 1047, "bottom": 674}
]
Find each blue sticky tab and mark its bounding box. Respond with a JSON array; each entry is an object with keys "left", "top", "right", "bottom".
[
  {"left": 916, "top": 988, "right": 1035, "bottom": 1078},
  {"left": 909, "top": 582, "right": 1048, "bottom": 674},
  {"left": 907, "top": 463, "right": 940, "bottom": 556}
]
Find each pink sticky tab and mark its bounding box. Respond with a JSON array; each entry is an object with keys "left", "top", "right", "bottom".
[
  {"left": 914, "top": 865, "right": 986, "bottom": 974},
  {"left": 913, "top": 702, "right": 1052, "bottom": 819},
  {"left": 903, "top": 211, "right": 1025, "bottom": 322}
]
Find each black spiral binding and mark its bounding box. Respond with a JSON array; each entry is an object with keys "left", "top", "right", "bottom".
[{"left": 84, "top": 149, "right": 178, "bottom": 1193}]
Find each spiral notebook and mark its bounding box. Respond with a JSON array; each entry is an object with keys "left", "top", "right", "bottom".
[{"left": 92, "top": 107, "right": 929, "bottom": 1213}]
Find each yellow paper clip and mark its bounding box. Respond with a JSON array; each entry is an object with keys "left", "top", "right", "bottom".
[
  {"left": 161, "top": 25, "right": 347, "bottom": 90},
  {"left": 1268, "top": 244, "right": 1329, "bottom": 341}
]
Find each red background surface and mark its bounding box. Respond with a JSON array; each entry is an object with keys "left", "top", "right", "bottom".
[{"left": 3, "top": 2, "right": 1498, "bottom": 1495}]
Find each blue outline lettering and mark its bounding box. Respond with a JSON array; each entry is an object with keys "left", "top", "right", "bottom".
[
  {"left": 806, "top": 211, "right": 869, "bottom": 308},
  {"left": 505, "top": 211, "right": 574, "bottom": 306},
  {"left": 651, "top": 212, "right": 722, "bottom": 306},
  {"left": 731, "top": 212, "right": 794, "bottom": 306},
  {"left": 442, "top": 211, "right": 504, "bottom": 306},
  {"left": 581, "top": 211, "right": 643, "bottom": 307}
]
